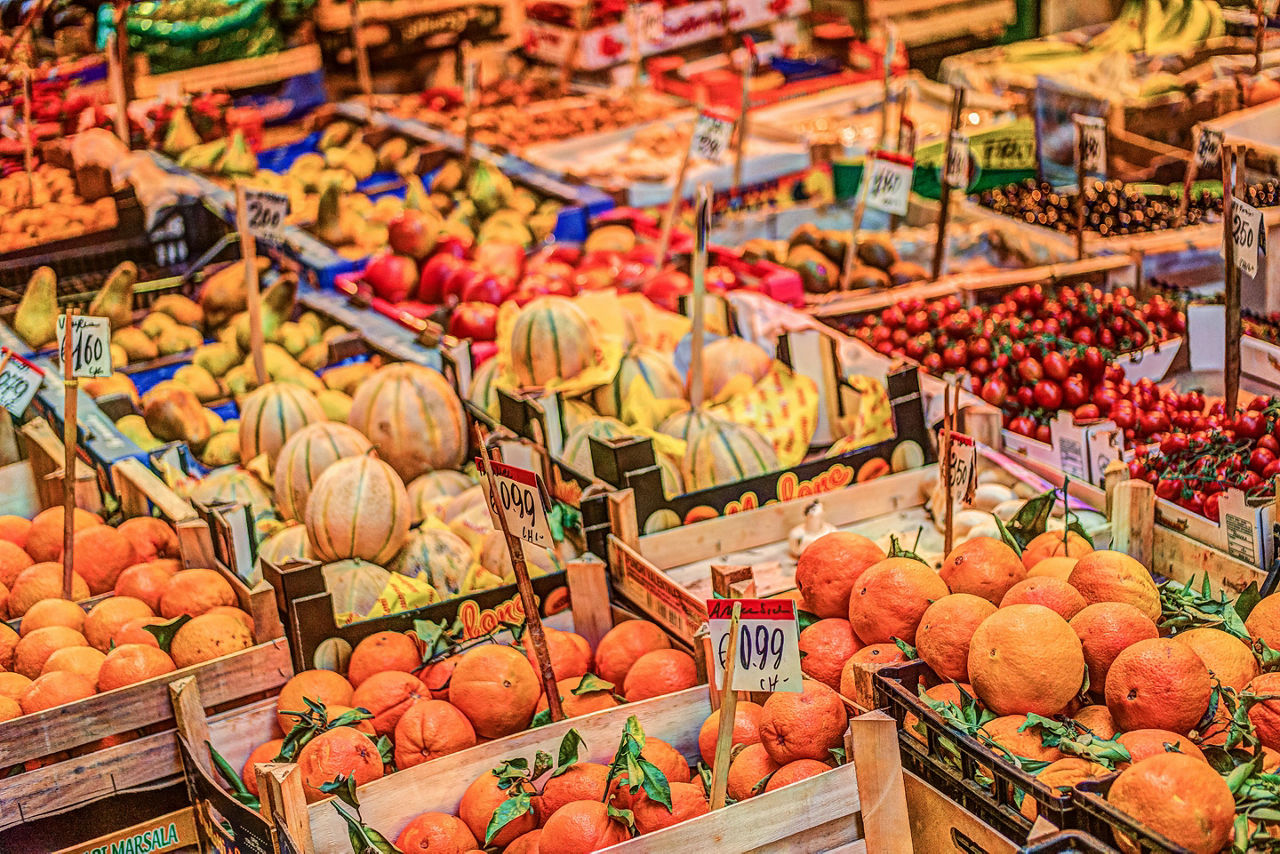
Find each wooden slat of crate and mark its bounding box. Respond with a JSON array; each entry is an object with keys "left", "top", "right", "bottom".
[
  {"left": 50, "top": 808, "right": 198, "bottom": 854},
  {"left": 20, "top": 419, "right": 103, "bottom": 516},
  {"left": 869, "top": 0, "right": 1014, "bottom": 44},
  {"left": 132, "top": 45, "right": 323, "bottom": 100},
  {"left": 903, "top": 770, "right": 1019, "bottom": 854}
]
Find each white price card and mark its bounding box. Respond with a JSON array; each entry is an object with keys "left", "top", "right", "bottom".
[
  {"left": 242, "top": 187, "right": 289, "bottom": 243},
  {"left": 1194, "top": 126, "right": 1223, "bottom": 170},
  {"left": 772, "top": 19, "right": 800, "bottom": 50},
  {"left": 691, "top": 110, "right": 735, "bottom": 164},
  {"left": 944, "top": 131, "right": 969, "bottom": 189},
  {"left": 707, "top": 598, "right": 803, "bottom": 693},
  {"left": 0, "top": 351, "right": 44, "bottom": 417},
  {"left": 1232, "top": 198, "right": 1266, "bottom": 278},
  {"left": 636, "top": 3, "right": 664, "bottom": 48},
  {"left": 944, "top": 430, "right": 978, "bottom": 496},
  {"left": 1074, "top": 115, "right": 1107, "bottom": 175},
  {"left": 865, "top": 151, "right": 914, "bottom": 216},
  {"left": 56, "top": 315, "right": 111, "bottom": 379},
  {"left": 478, "top": 458, "right": 555, "bottom": 550}
]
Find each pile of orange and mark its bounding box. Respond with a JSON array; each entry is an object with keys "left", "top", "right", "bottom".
[
  {"left": 244, "top": 618, "right": 697, "bottom": 803},
  {"left": 0, "top": 509, "right": 257, "bottom": 735}
]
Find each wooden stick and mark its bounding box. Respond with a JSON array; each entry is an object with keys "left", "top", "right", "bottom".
[
  {"left": 840, "top": 157, "right": 871, "bottom": 290},
  {"left": 733, "top": 45, "right": 752, "bottom": 194},
  {"left": 257, "top": 764, "right": 314, "bottom": 854},
  {"left": 349, "top": 0, "right": 374, "bottom": 101},
  {"left": 1178, "top": 125, "right": 1201, "bottom": 227},
  {"left": 61, "top": 309, "right": 79, "bottom": 600},
  {"left": 878, "top": 22, "right": 895, "bottom": 149},
  {"left": 688, "top": 184, "right": 711, "bottom": 411},
  {"left": 1074, "top": 116, "right": 1087, "bottom": 260},
  {"left": 655, "top": 110, "right": 699, "bottom": 269},
  {"left": 942, "top": 382, "right": 956, "bottom": 556},
  {"left": 888, "top": 86, "right": 913, "bottom": 236},
  {"left": 475, "top": 432, "right": 566, "bottom": 722},
  {"left": 625, "top": 1, "right": 643, "bottom": 92},
  {"left": 1110, "top": 479, "right": 1154, "bottom": 567},
  {"left": 234, "top": 183, "right": 268, "bottom": 386},
  {"left": 461, "top": 42, "right": 476, "bottom": 178},
  {"left": 931, "top": 87, "right": 965, "bottom": 281},
  {"left": 565, "top": 557, "right": 612, "bottom": 651},
  {"left": 21, "top": 64, "right": 33, "bottom": 210},
  {"left": 1225, "top": 144, "right": 1243, "bottom": 414},
  {"left": 562, "top": 3, "right": 591, "bottom": 96},
  {"left": 708, "top": 601, "right": 742, "bottom": 811},
  {"left": 1256, "top": 0, "right": 1266, "bottom": 76},
  {"left": 106, "top": 33, "right": 129, "bottom": 146}
]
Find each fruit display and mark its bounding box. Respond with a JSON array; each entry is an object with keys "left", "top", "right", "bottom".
[
  {"left": 978, "top": 178, "right": 1227, "bottom": 236},
  {"left": 0, "top": 165, "right": 118, "bottom": 254}
]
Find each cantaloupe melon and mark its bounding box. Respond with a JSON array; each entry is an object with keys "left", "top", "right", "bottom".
[
  {"left": 256, "top": 524, "right": 311, "bottom": 578},
  {"left": 656, "top": 408, "right": 717, "bottom": 443},
  {"left": 190, "top": 466, "right": 277, "bottom": 528},
  {"left": 592, "top": 346, "right": 685, "bottom": 418},
  {"left": 305, "top": 455, "right": 410, "bottom": 565},
  {"left": 510, "top": 296, "right": 596, "bottom": 387},
  {"left": 562, "top": 399, "right": 596, "bottom": 433},
  {"left": 682, "top": 415, "right": 779, "bottom": 491},
  {"left": 388, "top": 527, "right": 474, "bottom": 596},
  {"left": 441, "top": 486, "right": 487, "bottom": 524},
  {"left": 467, "top": 357, "right": 502, "bottom": 418},
  {"left": 479, "top": 530, "right": 560, "bottom": 581},
  {"left": 692, "top": 337, "right": 772, "bottom": 402},
  {"left": 322, "top": 559, "right": 393, "bottom": 618},
  {"left": 238, "top": 383, "right": 327, "bottom": 467},
  {"left": 562, "top": 417, "right": 631, "bottom": 478},
  {"left": 406, "top": 471, "right": 476, "bottom": 525},
  {"left": 656, "top": 452, "right": 684, "bottom": 499},
  {"left": 348, "top": 363, "right": 467, "bottom": 483},
  {"left": 273, "top": 423, "right": 373, "bottom": 522}
]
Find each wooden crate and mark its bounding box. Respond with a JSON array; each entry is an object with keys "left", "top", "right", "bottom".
[{"left": 50, "top": 808, "right": 199, "bottom": 854}]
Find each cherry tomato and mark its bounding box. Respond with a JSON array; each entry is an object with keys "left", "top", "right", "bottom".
[
  {"left": 1251, "top": 447, "right": 1277, "bottom": 475},
  {"left": 1138, "top": 410, "right": 1171, "bottom": 436},
  {"left": 1042, "top": 352, "right": 1070, "bottom": 382},
  {"left": 1016, "top": 386, "right": 1036, "bottom": 409},
  {"left": 1235, "top": 411, "right": 1266, "bottom": 440},
  {"left": 1018, "top": 358, "right": 1044, "bottom": 384},
  {"left": 1155, "top": 479, "right": 1180, "bottom": 501},
  {"left": 1061, "top": 375, "right": 1089, "bottom": 408},
  {"left": 981, "top": 378, "right": 1009, "bottom": 407},
  {"left": 1008, "top": 416, "right": 1036, "bottom": 437},
  {"left": 1034, "top": 423, "right": 1052, "bottom": 444},
  {"left": 1033, "top": 381, "right": 1063, "bottom": 410},
  {"left": 1205, "top": 491, "right": 1222, "bottom": 522}
]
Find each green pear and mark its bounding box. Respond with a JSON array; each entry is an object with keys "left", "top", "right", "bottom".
[
  {"left": 151, "top": 294, "right": 204, "bottom": 328},
  {"left": 317, "top": 389, "right": 353, "bottom": 422},
  {"left": 278, "top": 322, "right": 309, "bottom": 357},
  {"left": 14, "top": 267, "right": 58, "bottom": 349},
  {"left": 162, "top": 108, "right": 202, "bottom": 158},
  {"left": 158, "top": 325, "right": 202, "bottom": 356},
  {"left": 112, "top": 327, "right": 159, "bottom": 362},
  {"left": 297, "top": 341, "right": 330, "bottom": 372},
  {"left": 140, "top": 312, "right": 177, "bottom": 339},
  {"left": 193, "top": 341, "right": 241, "bottom": 377},
  {"left": 88, "top": 262, "right": 137, "bottom": 329},
  {"left": 142, "top": 381, "right": 212, "bottom": 447},
  {"left": 173, "top": 364, "right": 222, "bottom": 402},
  {"left": 203, "top": 407, "right": 224, "bottom": 434},
  {"left": 117, "top": 414, "right": 161, "bottom": 452},
  {"left": 200, "top": 431, "right": 241, "bottom": 467}
]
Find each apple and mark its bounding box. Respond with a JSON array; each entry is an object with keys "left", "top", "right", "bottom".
[
  {"left": 442, "top": 265, "right": 484, "bottom": 307},
  {"left": 387, "top": 210, "right": 439, "bottom": 259},
  {"left": 642, "top": 270, "right": 693, "bottom": 312},
  {"left": 578, "top": 250, "right": 623, "bottom": 273},
  {"left": 435, "top": 233, "right": 472, "bottom": 259},
  {"left": 475, "top": 242, "right": 525, "bottom": 282},
  {"left": 625, "top": 245, "right": 659, "bottom": 267},
  {"left": 417, "top": 253, "right": 462, "bottom": 303},
  {"left": 449, "top": 301, "right": 499, "bottom": 341},
  {"left": 513, "top": 273, "right": 575, "bottom": 305},
  {"left": 471, "top": 340, "right": 498, "bottom": 366},
  {"left": 461, "top": 273, "right": 516, "bottom": 305},
  {"left": 364, "top": 252, "right": 418, "bottom": 303},
  {"left": 529, "top": 244, "right": 581, "bottom": 268}
]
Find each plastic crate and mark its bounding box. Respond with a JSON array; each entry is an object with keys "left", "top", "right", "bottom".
[
  {"left": 1022, "top": 831, "right": 1120, "bottom": 854},
  {"left": 874, "top": 660, "right": 1079, "bottom": 841},
  {"left": 1072, "top": 779, "right": 1194, "bottom": 854}
]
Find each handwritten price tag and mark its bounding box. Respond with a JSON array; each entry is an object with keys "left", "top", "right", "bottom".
[
  {"left": 692, "top": 111, "right": 735, "bottom": 164},
  {"left": 1074, "top": 115, "right": 1106, "bottom": 176},
  {"left": 944, "top": 132, "right": 969, "bottom": 189},
  {"left": 865, "top": 152, "right": 913, "bottom": 216},
  {"left": 944, "top": 430, "right": 978, "bottom": 496},
  {"left": 636, "top": 3, "right": 664, "bottom": 48},
  {"left": 478, "top": 459, "right": 555, "bottom": 550},
  {"left": 1232, "top": 198, "right": 1266, "bottom": 278},
  {"left": 0, "top": 352, "right": 44, "bottom": 416},
  {"left": 707, "top": 599, "right": 803, "bottom": 693},
  {"left": 1194, "top": 126, "right": 1223, "bottom": 170},
  {"left": 242, "top": 188, "right": 289, "bottom": 243},
  {"left": 56, "top": 315, "right": 111, "bottom": 379}
]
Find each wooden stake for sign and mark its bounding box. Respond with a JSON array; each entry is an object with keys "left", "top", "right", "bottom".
[
  {"left": 21, "top": 64, "right": 34, "bottom": 210},
  {"left": 1177, "top": 125, "right": 1201, "bottom": 227},
  {"left": 1110, "top": 479, "right": 1154, "bottom": 568},
  {"left": 733, "top": 41, "right": 753, "bottom": 194},
  {"left": 1073, "top": 116, "right": 1087, "bottom": 260},
  {"left": 840, "top": 157, "right": 871, "bottom": 290},
  {"left": 349, "top": 0, "right": 374, "bottom": 101},
  {"left": 461, "top": 42, "right": 476, "bottom": 177},
  {"left": 106, "top": 33, "right": 129, "bottom": 146},
  {"left": 233, "top": 183, "right": 268, "bottom": 386},
  {"left": 61, "top": 308, "right": 80, "bottom": 601},
  {"left": 475, "top": 429, "right": 566, "bottom": 722},
  {"left": 942, "top": 382, "right": 957, "bottom": 556},
  {"left": 878, "top": 22, "right": 895, "bottom": 149},
  {"left": 1256, "top": 0, "right": 1266, "bottom": 76},
  {"left": 931, "top": 87, "right": 965, "bottom": 281},
  {"left": 625, "top": 1, "right": 643, "bottom": 92},
  {"left": 1224, "top": 144, "right": 1243, "bottom": 414},
  {"left": 708, "top": 601, "right": 742, "bottom": 811},
  {"left": 889, "top": 86, "right": 913, "bottom": 234},
  {"left": 655, "top": 107, "right": 700, "bottom": 269},
  {"left": 688, "top": 184, "right": 711, "bottom": 411}
]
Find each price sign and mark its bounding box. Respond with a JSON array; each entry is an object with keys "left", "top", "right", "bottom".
[
  {"left": 636, "top": 3, "right": 664, "bottom": 48},
  {"left": 865, "top": 151, "right": 913, "bottom": 216},
  {"left": 478, "top": 459, "right": 555, "bottom": 550},
  {"left": 242, "top": 188, "right": 289, "bottom": 243},
  {"left": 707, "top": 598, "right": 803, "bottom": 693},
  {"left": 1194, "top": 126, "right": 1223, "bottom": 171},
  {"left": 1231, "top": 198, "right": 1265, "bottom": 277},
  {"left": 944, "top": 132, "right": 969, "bottom": 189},
  {"left": 0, "top": 353, "right": 43, "bottom": 416},
  {"left": 1074, "top": 115, "right": 1106, "bottom": 176},
  {"left": 944, "top": 430, "right": 978, "bottom": 496},
  {"left": 691, "top": 111, "right": 735, "bottom": 164},
  {"left": 56, "top": 315, "right": 111, "bottom": 379}
]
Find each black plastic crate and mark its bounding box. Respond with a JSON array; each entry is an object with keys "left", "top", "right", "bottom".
[
  {"left": 1022, "top": 831, "right": 1120, "bottom": 854},
  {"left": 874, "top": 660, "right": 1079, "bottom": 842},
  {"left": 1073, "top": 779, "right": 1194, "bottom": 854}
]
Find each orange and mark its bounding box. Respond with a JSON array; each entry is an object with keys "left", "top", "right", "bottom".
[
  {"left": 1171, "top": 627, "right": 1259, "bottom": 693},
  {"left": 395, "top": 812, "right": 478, "bottom": 854},
  {"left": 324, "top": 704, "right": 377, "bottom": 737},
  {"left": 999, "top": 576, "right": 1087, "bottom": 621},
  {"left": 295, "top": 726, "right": 384, "bottom": 802},
  {"left": 19, "top": 597, "right": 84, "bottom": 636},
  {"left": 72, "top": 526, "right": 138, "bottom": 595},
  {"left": 116, "top": 517, "right": 180, "bottom": 563},
  {"left": 1028, "top": 556, "right": 1079, "bottom": 581},
  {"left": 112, "top": 616, "right": 165, "bottom": 648},
  {"left": 640, "top": 737, "right": 691, "bottom": 784},
  {"left": 242, "top": 739, "right": 285, "bottom": 797},
  {"left": 0, "top": 695, "right": 20, "bottom": 722},
  {"left": 83, "top": 596, "right": 154, "bottom": 652},
  {"left": 915, "top": 593, "right": 997, "bottom": 683},
  {"left": 939, "top": 537, "right": 1026, "bottom": 605},
  {"left": 422, "top": 657, "right": 456, "bottom": 700},
  {"left": 798, "top": 618, "right": 860, "bottom": 691},
  {"left": 8, "top": 563, "right": 89, "bottom": 615},
  {"left": 1021, "top": 531, "right": 1092, "bottom": 571},
  {"left": 1116, "top": 729, "right": 1207, "bottom": 767},
  {"left": 622, "top": 649, "right": 698, "bottom": 702},
  {"left": 1105, "top": 638, "right": 1211, "bottom": 734},
  {"left": 537, "top": 800, "right": 629, "bottom": 853},
  {"left": 0, "top": 622, "right": 16, "bottom": 670},
  {"left": 206, "top": 606, "right": 254, "bottom": 634},
  {"left": 967, "top": 604, "right": 1084, "bottom": 716},
  {"left": 838, "top": 644, "right": 908, "bottom": 700},
  {"left": 0, "top": 540, "right": 33, "bottom": 588},
  {"left": 1246, "top": 672, "right": 1280, "bottom": 751},
  {"left": 765, "top": 759, "right": 831, "bottom": 792},
  {"left": 534, "top": 762, "right": 610, "bottom": 823},
  {"left": 41, "top": 646, "right": 105, "bottom": 683},
  {"left": 1246, "top": 593, "right": 1280, "bottom": 651},
  {"left": 504, "top": 830, "right": 542, "bottom": 854},
  {"left": 25, "top": 507, "right": 102, "bottom": 563},
  {"left": 351, "top": 670, "right": 428, "bottom": 737},
  {"left": 1069, "top": 603, "right": 1158, "bottom": 697},
  {"left": 169, "top": 613, "right": 254, "bottom": 668},
  {"left": 97, "top": 644, "right": 177, "bottom": 691},
  {"left": 1067, "top": 551, "right": 1160, "bottom": 621},
  {"left": 1073, "top": 705, "right": 1117, "bottom": 739},
  {"left": 449, "top": 644, "right": 540, "bottom": 738},
  {"left": 759, "top": 678, "right": 849, "bottom": 764},
  {"left": 347, "top": 630, "right": 421, "bottom": 686},
  {"left": 979, "top": 714, "right": 1065, "bottom": 763},
  {"left": 458, "top": 771, "right": 537, "bottom": 848},
  {"left": 848, "top": 557, "right": 950, "bottom": 645},
  {"left": 0, "top": 671, "right": 32, "bottom": 700},
  {"left": 905, "top": 682, "right": 975, "bottom": 742},
  {"left": 277, "top": 669, "right": 355, "bottom": 733},
  {"left": 1106, "top": 753, "right": 1234, "bottom": 854},
  {"left": 159, "top": 568, "right": 236, "bottom": 618},
  {"left": 393, "top": 699, "right": 477, "bottom": 768},
  {"left": 114, "top": 560, "right": 180, "bottom": 613},
  {"left": 726, "top": 743, "right": 782, "bottom": 801},
  {"left": 794, "top": 532, "right": 886, "bottom": 619},
  {"left": 523, "top": 628, "right": 592, "bottom": 682},
  {"left": 631, "top": 781, "right": 709, "bottom": 834},
  {"left": 0, "top": 515, "right": 32, "bottom": 549},
  {"left": 20, "top": 670, "right": 95, "bottom": 713},
  {"left": 697, "top": 700, "right": 764, "bottom": 765},
  {"left": 14, "top": 625, "right": 88, "bottom": 678},
  {"left": 593, "top": 620, "right": 671, "bottom": 686},
  {"left": 535, "top": 674, "right": 622, "bottom": 718},
  {"left": 1022, "top": 758, "right": 1109, "bottom": 820}
]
